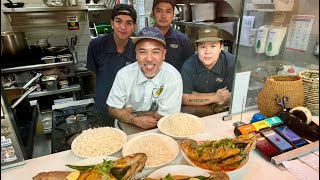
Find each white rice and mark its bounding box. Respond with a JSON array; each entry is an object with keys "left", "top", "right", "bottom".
[
  {"left": 126, "top": 134, "right": 176, "bottom": 167},
  {"left": 161, "top": 113, "right": 203, "bottom": 136},
  {"left": 72, "top": 127, "right": 126, "bottom": 157}
]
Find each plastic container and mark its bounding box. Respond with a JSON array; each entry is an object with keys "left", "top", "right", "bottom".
[
  {"left": 41, "top": 75, "right": 58, "bottom": 91},
  {"left": 57, "top": 54, "right": 72, "bottom": 62},
  {"left": 41, "top": 56, "right": 56, "bottom": 64},
  {"left": 59, "top": 80, "right": 69, "bottom": 89},
  {"left": 191, "top": 3, "right": 216, "bottom": 22}
]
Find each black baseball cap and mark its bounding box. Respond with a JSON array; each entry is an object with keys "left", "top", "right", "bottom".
[
  {"left": 152, "top": 0, "right": 176, "bottom": 10},
  {"left": 111, "top": 4, "right": 137, "bottom": 23},
  {"left": 132, "top": 27, "right": 166, "bottom": 47}
]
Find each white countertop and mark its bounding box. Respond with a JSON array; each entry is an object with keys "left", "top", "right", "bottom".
[{"left": 2, "top": 110, "right": 317, "bottom": 180}]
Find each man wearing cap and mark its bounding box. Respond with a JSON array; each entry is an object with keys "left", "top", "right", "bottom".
[
  {"left": 180, "top": 27, "right": 235, "bottom": 117},
  {"left": 152, "top": 0, "right": 195, "bottom": 71},
  {"left": 107, "top": 27, "right": 183, "bottom": 134},
  {"left": 86, "top": 4, "right": 137, "bottom": 127}
]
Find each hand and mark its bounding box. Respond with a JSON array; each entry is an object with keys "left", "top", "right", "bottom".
[
  {"left": 133, "top": 116, "right": 158, "bottom": 129},
  {"left": 215, "top": 87, "right": 230, "bottom": 103}
]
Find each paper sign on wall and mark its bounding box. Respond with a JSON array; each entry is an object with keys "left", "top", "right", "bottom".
[
  {"left": 67, "top": 16, "right": 79, "bottom": 30},
  {"left": 285, "top": 15, "right": 314, "bottom": 52}
]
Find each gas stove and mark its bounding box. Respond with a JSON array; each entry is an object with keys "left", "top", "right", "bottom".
[{"left": 51, "top": 99, "right": 107, "bottom": 153}]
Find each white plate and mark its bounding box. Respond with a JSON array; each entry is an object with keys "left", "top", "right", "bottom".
[
  {"left": 71, "top": 127, "right": 127, "bottom": 158},
  {"left": 157, "top": 113, "right": 205, "bottom": 139},
  {"left": 122, "top": 133, "right": 179, "bottom": 169},
  {"left": 148, "top": 165, "right": 210, "bottom": 178},
  {"left": 181, "top": 133, "right": 249, "bottom": 174},
  {"left": 68, "top": 156, "right": 118, "bottom": 167}
]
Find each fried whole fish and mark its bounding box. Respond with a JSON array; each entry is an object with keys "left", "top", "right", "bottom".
[
  {"left": 141, "top": 171, "right": 230, "bottom": 180},
  {"left": 33, "top": 153, "right": 147, "bottom": 180}
]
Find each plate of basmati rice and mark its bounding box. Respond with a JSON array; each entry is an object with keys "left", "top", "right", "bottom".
[
  {"left": 157, "top": 113, "right": 205, "bottom": 139},
  {"left": 122, "top": 133, "right": 179, "bottom": 169},
  {"left": 71, "top": 127, "right": 127, "bottom": 158}
]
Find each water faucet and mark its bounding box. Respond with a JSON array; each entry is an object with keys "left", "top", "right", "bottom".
[{"left": 255, "top": 67, "right": 270, "bottom": 76}]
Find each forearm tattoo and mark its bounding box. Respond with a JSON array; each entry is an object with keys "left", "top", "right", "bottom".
[{"left": 189, "top": 99, "right": 210, "bottom": 103}]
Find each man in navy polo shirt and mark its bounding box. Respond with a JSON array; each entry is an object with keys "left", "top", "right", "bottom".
[
  {"left": 181, "top": 27, "right": 236, "bottom": 117},
  {"left": 152, "top": 0, "right": 195, "bottom": 71},
  {"left": 86, "top": 4, "right": 137, "bottom": 127}
]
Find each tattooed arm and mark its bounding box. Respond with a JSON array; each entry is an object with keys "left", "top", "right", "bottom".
[
  {"left": 182, "top": 87, "right": 231, "bottom": 106},
  {"left": 108, "top": 106, "right": 161, "bottom": 129}
]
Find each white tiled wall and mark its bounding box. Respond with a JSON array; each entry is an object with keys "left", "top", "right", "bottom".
[{"left": 1, "top": 0, "right": 91, "bottom": 63}]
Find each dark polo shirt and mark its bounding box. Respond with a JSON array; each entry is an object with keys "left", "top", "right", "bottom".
[
  {"left": 164, "top": 27, "right": 195, "bottom": 72},
  {"left": 181, "top": 50, "right": 236, "bottom": 94},
  {"left": 86, "top": 33, "right": 136, "bottom": 126}
]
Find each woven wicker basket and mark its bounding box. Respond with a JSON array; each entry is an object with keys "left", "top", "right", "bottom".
[
  {"left": 298, "top": 70, "right": 319, "bottom": 116},
  {"left": 257, "top": 75, "right": 305, "bottom": 117}
]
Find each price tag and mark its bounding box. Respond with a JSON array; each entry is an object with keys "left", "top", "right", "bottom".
[
  {"left": 252, "top": 120, "right": 271, "bottom": 131},
  {"left": 67, "top": 16, "right": 80, "bottom": 30}
]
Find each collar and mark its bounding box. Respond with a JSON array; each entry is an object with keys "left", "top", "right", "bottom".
[
  {"left": 105, "top": 33, "right": 135, "bottom": 60},
  {"left": 137, "top": 63, "right": 164, "bottom": 85},
  {"left": 196, "top": 54, "right": 223, "bottom": 75},
  {"left": 164, "top": 27, "right": 174, "bottom": 39}
]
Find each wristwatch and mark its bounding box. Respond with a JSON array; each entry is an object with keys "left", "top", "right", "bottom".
[{"left": 132, "top": 112, "right": 138, "bottom": 117}]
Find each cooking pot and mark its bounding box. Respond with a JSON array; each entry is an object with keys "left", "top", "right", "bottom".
[{"left": 1, "top": 31, "right": 29, "bottom": 56}]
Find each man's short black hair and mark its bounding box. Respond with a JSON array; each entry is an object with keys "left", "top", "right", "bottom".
[
  {"left": 111, "top": 4, "right": 137, "bottom": 23},
  {"left": 152, "top": 0, "right": 176, "bottom": 11}
]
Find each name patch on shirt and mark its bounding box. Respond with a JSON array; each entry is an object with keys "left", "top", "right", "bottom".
[
  {"left": 170, "top": 44, "right": 179, "bottom": 48},
  {"left": 152, "top": 86, "right": 164, "bottom": 98},
  {"left": 216, "top": 77, "right": 224, "bottom": 82}
]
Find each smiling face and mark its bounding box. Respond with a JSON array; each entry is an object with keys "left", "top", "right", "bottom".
[
  {"left": 136, "top": 39, "right": 167, "bottom": 79},
  {"left": 111, "top": 13, "right": 135, "bottom": 41},
  {"left": 197, "top": 41, "right": 223, "bottom": 70},
  {"left": 152, "top": 2, "right": 174, "bottom": 29}
]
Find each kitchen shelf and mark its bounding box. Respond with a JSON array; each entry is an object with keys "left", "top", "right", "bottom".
[
  {"left": 1, "top": 61, "right": 74, "bottom": 73},
  {"left": 172, "top": 21, "right": 236, "bottom": 36},
  {"left": 28, "top": 84, "right": 81, "bottom": 98},
  {"left": 2, "top": 6, "right": 88, "bottom": 14}
]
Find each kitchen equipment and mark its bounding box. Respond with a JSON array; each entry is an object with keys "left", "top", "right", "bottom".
[
  {"left": 1, "top": 31, "right": 29, "bottom": 56},
  {"left": 191, "top": 3, "right": 216, "bottom": 22},
  {"left": 59, "top": 79, "right": 69, "bottom": 88},
  {"left": 43, "top": 0, "right": 66, "bottom": 7},
  {"left": 3, "top": 0, "right": 24, "bottom": 8},
  {"left": 56, "top": 54, "right": 72, "bottom": 62},
  {"left": 42, "top": 46, "right": 69, "bottom": 57},
  {"left": 265, "top": 26, "right": 287, "bottom": 56},
  {"left": 68, "top": 0, "right": 77, "bottom": 6},
  {"left": 41, "top": 56, "right": 56, "bottom": 64},
  {"left": 176, "top": 4, "right": 191, "bottom": 22},
  {"left": 41, "top": 75, "right": 58, "bottom": 91},
  {"left": 51, "top": 99, "right": 106, "bottom": 153}
]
